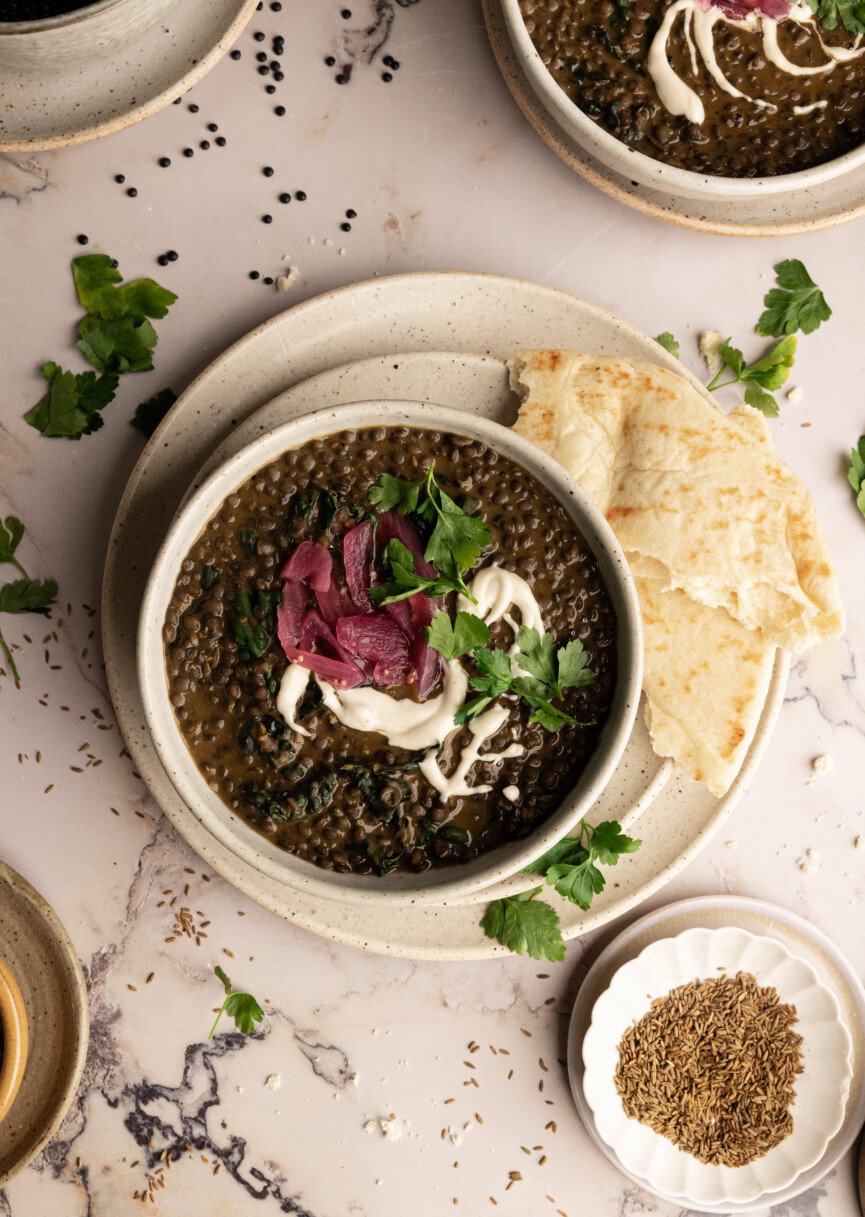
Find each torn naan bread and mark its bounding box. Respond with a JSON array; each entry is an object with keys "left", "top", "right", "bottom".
[
  {"left": 510, "top": 351, "right": 844, "bottom": 653},
  {"left": 510, "top": 350, "right": 843, "bottom": 796}
]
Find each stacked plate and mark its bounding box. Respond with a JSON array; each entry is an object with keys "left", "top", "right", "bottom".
[{"left": 104, "top": 272, "right": 790, "bottom": 960}]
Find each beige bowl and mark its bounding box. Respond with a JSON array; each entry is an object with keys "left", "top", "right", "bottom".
[
  {"left": 0, "top": 0, "right": 177, "bottom": 67},
  {"left": 0, "top": 956, "right": 28, "bottom": 1127},
  {"left": 500, "top": 0, "right": 865, "bottom": 203},
  {"left": 138, "top": 399, "right": 643, "bottom": 909}
]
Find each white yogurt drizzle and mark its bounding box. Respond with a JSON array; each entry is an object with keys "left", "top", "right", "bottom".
[
  {"left": 275, "top": 564, "right": 541, "bottom": 804},
  {"left": 419, "top": 704, "right": 525, "bottom": 801},
  {"left": 646, "top": 0, "right": 865, "bottom": 125}
]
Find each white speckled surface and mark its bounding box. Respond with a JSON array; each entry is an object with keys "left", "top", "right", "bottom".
[{"left": 0, "top": 1, "right": 864, "bottom": 1213}]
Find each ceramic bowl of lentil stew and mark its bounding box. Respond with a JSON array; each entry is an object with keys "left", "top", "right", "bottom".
[
  {"left": 502, "top": 0, "right": 865, "bottom": 199},
  {"left": 138, "top": 399, "right": 642, "bottom": 907}
]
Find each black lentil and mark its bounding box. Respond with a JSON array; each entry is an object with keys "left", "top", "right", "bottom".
[
  {"left": 207, "top": 122, "right": 219, "bottom": 132},
  {"left": 382, "top": 71, "right": 393, "bottom": 82},
  {"left": 230, "top": 49, "right": 241, "bottom": 59},
  {"left": 76, "top": 234, "right": 89, "bottom": 245},
  {"left": 263, "top": 165, "right": 275, "bottom": 176},
  {"left": 114, "top": 174, "right": 125, "bottom": 184},
  {"left": 159, "top": 156, "right": 171, "bottom": 167},
  {"left": 126, "top": 187, "right": 138, "bottom": 198},
  {"left": 295, "top": 189, "right": 307, "bottom": 200},
  {"left": 266, "top": 84, "right": 276, "bottom": 93},
  {"left": 274, "top": 105, "right": 286, "bottom": 116},
  {"left": 346, "top": 208, "right": 357, "bottom": 218},
  {"left": 263, "top": 276, "right": 274, "bottom": 285},
  {"left": 249, "top": 271, "right": 260, "bottom": 279},
  {"left": 200, "top": 140, "right": 210, "bottom": 150},
  {"left": 254, "top": 29, "right": 265, "bottom": 40},
  {"left": 183, "top": 147, "right": 194, "bottom": 157},
  {"left": 216, "top": 136, "right": 227, "bottom": 147},
  {"left": 340, "top": 222, "right": 352, "bottom": 232},
  {"left": 261, "top": 214, "right": 273, "bottom": 223},
  {"left": 279, "top": 192, "right": 292, "bottom": 203}
]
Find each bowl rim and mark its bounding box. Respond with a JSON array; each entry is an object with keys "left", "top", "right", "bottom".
[
  {"left": 500, "top": 0, "right": 865, "bottom": 198},
  {"left": 580, "top": 924, "right": 854, "bottom": 1205},
  {"left": 137, "top": 398, "right": 643, "bottom": 908},
  {"left": 0, "top": 0, "right": 132, "bottom": 35},
  {"left": 0, "top": 955, "right": 29, "bottom": 1126}
]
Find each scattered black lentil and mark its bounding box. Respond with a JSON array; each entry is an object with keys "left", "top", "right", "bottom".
[
  {"left": 274, "top": 105, "right": 286, "bottom": 116},
  {"left": 382, "top": 71, "right": 393, "bottom": 82},
  {"left": 200, "top": 140, "right": 211, "bottom": 150},
  {"left": 126, "top": 187, "right": 138, "bottom": 198},
  {"left": 266, "top": 84, "right": 276, "bottom": 94},
  {"left": 159, "top": 156, "right": 171, "bottom": 167},
  {"left": 263, "top": 276, "right": 274, "bottom": 285},
  {"left": 183, "top": 147, "right": 194, "bottom": 157},
  {"left": 256, "top": 50, "right": 267, "bottom": 61},
  {"left": 254, "top": 29, "right": 265, "bottom": 40},
  {"left": 261, "top": 214, "right": 273, "bottom": 223},
  {"left": 383, "top": 55, "right": 400, "bottom": 69},
  {"left": 216, "top": 136, "right": 227, "bottom": 147},
  {"left": 341, "top": 8, "right": 352, "bottom": 17},
  {"left": 258, "top": 65, "right": 270, "bottom": 75},
  {"left": 271, "top": 1, "right": 282, "bottom": 9},
  {"left": 335, "top": 73, "right": 347, "bottom": 84},
  {"left": 167, "top": 250, "right": 179, "bottom": 262},
  {"left": 249, "top": 271, "right": 260, "bottom": 280},
  {"left": 270, "top": 59, "right": 281, "bottom": 69},
  {"left": 76, "top": 234, "right": 89, "bottom": 245},
  {"left": 295, "top": 190, "right": 307, "bottom": 201},
  {"left": 279, "top": 192, "right": 291, "bottom": 203},
  {"left": 273, "top": 70, "right": 285, "bottom": 81},
  {"left": 263, "top": 165, "right": 274, "bottom": 176},
  {"left": 230, "top": 49, "right": 241, "bottom": 60},
  {"left": 157, "top": 255, "right": 169, "bottom": 267},
  {"left": 324, "top": 55, "right": 335, "bottom": 66},
  {"left": 207, "top": 122, "right": 219, "bottom": 132},
  {"left": 340, "top": 222, "right": 352, "bottom": 232},
  {"left": 172, "top": 97, "right": 182, "bottom": 105},
  {"left": 188, "top": 103, "right": 199, "bottom": 113},
  {"left": 114, "top": 174, "right": 125, "bottom": 184},
  {"left": 346, "top": 208, "right": 357, "bottom": 219}
]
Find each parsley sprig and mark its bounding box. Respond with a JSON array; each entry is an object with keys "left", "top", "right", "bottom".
[
  {"left": 209, "top": 965, "right": 265, "bottom": 1038},
  {"left": 655, "top": 332, "right": 680, "bottom": 359},
  {"left": 24, "top": 254, "right": 177, "bottom": 440},
  {"left": 804, "top": 0, "right": 865, "bottom": 35},
  {"left": 428, "top": 621, "right": 595, "bottom": 731},
  {"left": 849, "top": 436, "right": 865, "bottom": 520},
  {"left": 369, "top": 539, "right": 472, "bottom": 605},
  {"left": 705, "top": 336, "right": 796, "bottom": 418},
  {"left": 480, "top": 821, "right": 641, "bottom": 960},
  {"left": 0, "top": 515, "right": 58, "bottom": 687},
  {"left": 757, "top": 260, "right": 832, "bottom": 337},
  {"left": 368, "top": 465, "right": 491, "bottom": 602}
]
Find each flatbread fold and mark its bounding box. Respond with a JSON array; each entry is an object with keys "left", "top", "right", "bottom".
[{"left": 511, "top": 350, "right": 844, "bottom": 796}]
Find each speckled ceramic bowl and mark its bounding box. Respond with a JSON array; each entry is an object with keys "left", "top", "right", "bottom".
[
  {"left": 0, "top": 956, "right": 28, "bottom": 1127},
  {"left": 138, "top": 398, "right": 643, "bottom": 908},
  {"left": 0, "top": 0, "right": 177, "bottom": 67},
  {"left": 500, "top": 0, "right": 865, "bottom": 204}
]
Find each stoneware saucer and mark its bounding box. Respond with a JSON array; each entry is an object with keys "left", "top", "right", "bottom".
[
  {"left": 0, "top": 860, "right": 89, "bottom": 1187},
  {"left": 0, "top": 956, "right": 28, "bottom": 1126},
  {"left": 582, "top": 926, "right": 853, "bottom": 1207},
  {"left": 567, "top": 896, "right": 865, "bottom": 1213},
  {"left": 0, "top": 0, "right": 257, "bottom": 150}
]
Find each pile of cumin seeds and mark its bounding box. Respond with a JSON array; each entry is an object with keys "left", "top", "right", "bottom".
[{"left": 614, "top": 971, "right": 804, "bottom": 1167}]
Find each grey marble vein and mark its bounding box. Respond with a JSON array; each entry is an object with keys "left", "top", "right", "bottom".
[
  {"left": 0, "top": 155, "right": 50, "bottom": 204},
  {"left": 293, "top": 1031, "right": 356, "bottom": 1089},
  {"left": 784, "top": 638, "right": 865, "bottom": 735}
]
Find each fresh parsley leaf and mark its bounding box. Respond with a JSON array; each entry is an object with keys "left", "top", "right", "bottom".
[
  {"left": 517, "top": 694, "right": 583, "bottom": 732},
  {"left": 131, "top": 388, "right": 177, "bottom": 438},
  {"left": 0, "top": 517, "right": 25, "bottom": 574},
  {"left": 77, "top": 314, "right": 158, "bottom": 374},
  {"left": 426, "top": 610, "right": 490, "bottom": 662},
  {"left": 0, "top": 573, "right": 58, "bottom": 687},
  {"left": 514, "top": 626, "right": 556, "bottom": 686},
  {"left": 556, "top": 638, "right": 594, "bottom": 689},
  {"left": 368, "top": 472, "right": 420, "bottom": 515},
  {"left": 849, "top": 435, "right": 865, "bottom": 520},
  {"left": 24, "top": 362, "right": 119, "bottom": 439},
  {"left": 757, "top": 260, "right": 832, "bottom": 338},
  {"left": 479, "top": 888, "right": 566, "bottom": 961},
  {"left": 209, "top": 965, "right": 264, "bottom": 1038},
  {"left": 521, "top": 821, "right": 642, "bottom": 912},
  {"left": 706, "top": 336, "right": 796, "bottom": 417},
  {"left": 72, "top": 254, "right": 178, "bottom": 321},
  {"left": 656, "top": 332, "right": 680, "bottom": 358},
  {"left": 370, "top": 538, "right": 470, "bottom": 605},
  {"left": 803, "top": 0, "right": 865, "bottom": 35},
  {"left": 421, "top": 465, "right": 491, "bottom": 577},
  {"left": 455, "top": 645, "right": 513, "bottom": 725},
  {"left": 0, "top": 577, "right": 57, "bottom": 616}
]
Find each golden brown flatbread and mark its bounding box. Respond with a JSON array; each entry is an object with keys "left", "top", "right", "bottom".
[{"left": 510, "top": 350, "right": 844, "bottom": 796}]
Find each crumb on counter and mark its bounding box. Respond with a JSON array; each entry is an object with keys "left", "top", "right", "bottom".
[
  {"left": 811, "top": 754, "right": 834, "bottom": 778},
  {"left": 796, "top": 847, "right": 822, "bottom": 873},
  {"left": 364, "top": 1114, "right": 402, "bottom": 1141},
  {"left": 787, "top": 385, "right": 804, "bottom": 404},
  {"left": 699, "top": 330, "right": 726, "bottom": 376}
]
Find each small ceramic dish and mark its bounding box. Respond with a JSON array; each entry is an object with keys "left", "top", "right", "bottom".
[
  {"left": 138, "top": 398, "right": 643, "bottom": 909},
  {"left": 582, "top": 926, "right": 853, "bottom": 1208},
  {"left": 0, "top": 957, "right": 28, "bottom": 1126},
  {"left": 499, "top": 0, "right": 865, "bottom": 205}
]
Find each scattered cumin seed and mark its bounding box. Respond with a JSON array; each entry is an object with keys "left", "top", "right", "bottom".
[{"left": 128, "top": 984, "right": 137, "bottom": 992}]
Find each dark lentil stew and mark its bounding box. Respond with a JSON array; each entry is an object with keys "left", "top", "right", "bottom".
[
  {"left": 163, "top": 427, "right": 617, "bottom": 878},
  {"left": 520, "top": 0, "right": 865, "bottom": 176}
]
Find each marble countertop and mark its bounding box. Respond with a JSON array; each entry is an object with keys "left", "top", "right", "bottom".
[{"left": 2, "top": 1, "right": 864, "bottom": 1214}]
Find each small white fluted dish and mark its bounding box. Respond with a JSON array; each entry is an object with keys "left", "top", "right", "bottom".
[{"left": 581, "top": 926, "right": 853, "bottom": 1208}]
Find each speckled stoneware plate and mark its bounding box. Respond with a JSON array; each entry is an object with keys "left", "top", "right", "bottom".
[
  {"left": 0, "top": 0, "right": 257, "bottom": 151},
  {"left": 102, "top": 271, "right": 789, "bottom": 959},
  {"left": 568, "top": 896, "right": 865, "bottom": 1213},
  {"left": 0, "top": 860, "right": 89, "bottom": 1187},
  {"left": 582, "top": 927, "right": 853, "bottom": 1206},
  {"left": 482, "top": 0, "right": 865, "bottom": 236}
]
